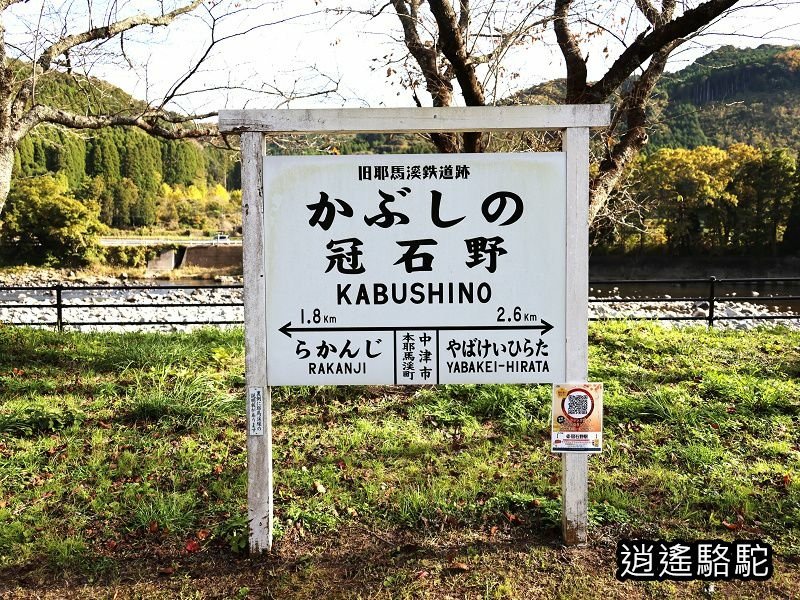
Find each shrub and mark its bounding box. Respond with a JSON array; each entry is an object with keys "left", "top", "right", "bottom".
[
  {"left": 102, "top": 244, "right": 174, "bottom": 267},
  {"left": 1, "top": 175, "right": 103, "bottom": 266}
]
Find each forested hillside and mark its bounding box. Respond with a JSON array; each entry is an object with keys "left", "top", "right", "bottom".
[
  {"left": 15, "top": 62, "right": 234, "bottom": 187},
  {"left": 649, "top": 45, "right": 800, "bottom": 151},
  {"left": 616, "top": 45, "right": 800, "bottom": 257},
  {"left": 505, "top": 45, "right": 800, "bottom": 257},
  {"left": 8, "top": 64, "right": 236, "bottom": 233},
  {"left": 11, "top": 43, "right": 799, "bottom": 200}
]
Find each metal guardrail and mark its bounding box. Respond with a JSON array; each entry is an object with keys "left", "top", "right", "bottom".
[
  {"left": 0, "top": 277, "right": 798, "bottom": 330},
  {"left": 0, "top": 283, "right": 245, "bottom": 330},
  {"left": 589, "top": 276, "right": 800, "bottom": 327}
]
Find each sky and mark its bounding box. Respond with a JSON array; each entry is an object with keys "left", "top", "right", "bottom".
[{"left": 4, "top": 0, "right": 800, "bottom": 115}]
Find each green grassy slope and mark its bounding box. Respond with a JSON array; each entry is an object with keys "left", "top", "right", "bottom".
[{"left": 0, "top": 323, "right": 798, "bottom": 597}]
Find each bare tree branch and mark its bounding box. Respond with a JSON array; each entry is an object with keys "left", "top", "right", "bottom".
[
  {"left": 590, "top": 38, "right": 681, "bottom": 222},
  {"left": 634, "top": 0, "right": 661, "bottom": 26},
  {"left": 587, "top": 0, "right": 738, "bottom": 103},
  {"left": 458, "top": 0, "right": 469, "bottom": 36},
  {"left": 427, "top": 0, "right": 485, "bottom": 151},
  {"left": 36, "top": 1, "right": 203, "bottom": 73},
  {"left": 14, "top": 104, "right": 216, "bottom": 142},
  {"left": 158, "top": 6, "right": 327, "bottom": 112}
]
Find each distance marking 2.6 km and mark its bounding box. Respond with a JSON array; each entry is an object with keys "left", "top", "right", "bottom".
[{"left": 497, "top": 306, "right": 537, "bottom": 322}]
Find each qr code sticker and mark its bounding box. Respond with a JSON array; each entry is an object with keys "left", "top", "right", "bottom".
[{"left": 567, "top": 394, "right": 588, "bottom": 416}]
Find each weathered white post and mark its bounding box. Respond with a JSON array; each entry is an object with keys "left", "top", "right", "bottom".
[
  {"left": 240, "top": 131, "right": 273, "bottom": 552},
  {"left": 220, "top": 106, "right": 608, "bottom": 552},
  {"left": 562, "top": 126, "right": 590, "bottom": 545}
]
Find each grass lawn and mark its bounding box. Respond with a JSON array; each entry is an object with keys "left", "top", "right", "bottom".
[{"left": 0, "top": 322, "right": 798, "bottom": 598}]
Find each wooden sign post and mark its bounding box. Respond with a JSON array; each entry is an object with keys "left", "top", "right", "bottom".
[{"left": 220, "top": 106, "right": 609, "bottom": 552}]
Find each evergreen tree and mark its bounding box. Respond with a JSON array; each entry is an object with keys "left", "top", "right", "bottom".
[
  {"left": 87, "top": 130, "right": 121, "bottom": 184},
  {"left": 130, "top": 194, "right": 157, "bottom": 227},
  {"left": 162, "top": 139, "right": 205, "bottom": 187},
  {"left": 204, "top": 146, "right": 233, "bottom": 187},
  {"left": 226, "top": 159, "right": 241, "bottom": 190},
  {"left": 32, "top": 138, "right": 47, "bottom": 174},
  {"left": 111, "top": 178, "right": 138, "bottom": 228},
  {"left": 121, "top": 130, "right": 161, "bottom": 201},
  {"left": 76, "top": 176, "right": 114, "bottom": 226},
  {"left": 46, "top": 129, "right": 86, "bottom": 188},
  {"left": 15, "top": 137, "right": 34, "bottom": 176}
]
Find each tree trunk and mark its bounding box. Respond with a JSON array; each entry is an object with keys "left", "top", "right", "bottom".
[{"left": 0, "top": 138, "right": 14, "bottom": 215}]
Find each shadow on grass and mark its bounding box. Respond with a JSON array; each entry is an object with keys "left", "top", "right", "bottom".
[
  {"left": 4, "top": 525, "right": 798, "bottom": 599},
  {"left": 0, "top": 525, "right": 567, "bottom": 598}
]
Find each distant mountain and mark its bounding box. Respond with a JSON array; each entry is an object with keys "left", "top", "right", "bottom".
[
  {"left": 649, "top": 44, "right": 800, "bottom": 151},
  {"left": 505, "top": 44, "right": 800, "bottom": 153},
  {"left": 22, "top": 43, "right": 798, "bottom": 174},
  {"left": 19, "top": 61, "right": 151, "bottom": 117}
]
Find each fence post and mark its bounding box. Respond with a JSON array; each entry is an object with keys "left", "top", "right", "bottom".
[
  {"left": 707, "top": 276, "right": 716, "bottom": 328},
  {"left": 55, "top": 284, "right": 63, "bottom": 332}
]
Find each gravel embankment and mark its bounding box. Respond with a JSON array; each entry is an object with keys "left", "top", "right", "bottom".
[
  {"left": 590, "top": 295, "right": 799, "bottom": 330},
  {"left": 0, "top": 272, "right": 243, "bottom": 333}
]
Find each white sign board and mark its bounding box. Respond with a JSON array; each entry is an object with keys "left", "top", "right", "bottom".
[{"left": 263, "top": 152, "right": 566, "bottom": 386}]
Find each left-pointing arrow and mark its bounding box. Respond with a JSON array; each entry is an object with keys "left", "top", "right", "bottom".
[{"left": 279, "top": 322, "right": 292, "bottom": 337}]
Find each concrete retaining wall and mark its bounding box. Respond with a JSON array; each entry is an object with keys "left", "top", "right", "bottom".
[
  {"left": 146, "top": 249, "right": 177, "bottom": 271},
  {"left": 179, "top": 244, "right": 243, "bottom": 269}
]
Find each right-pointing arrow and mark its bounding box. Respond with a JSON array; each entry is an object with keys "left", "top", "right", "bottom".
[{"left": 540, "top": 319, "right": 554, "bottom": 335}]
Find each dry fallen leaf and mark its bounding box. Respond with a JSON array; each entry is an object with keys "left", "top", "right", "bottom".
[
  {"left": 722, "top": 520, "right": 741, "bottom": 531},
  {"left": 185, "top": 539, "right": 201, "bottom": 553},
  {"left": 446, "top": 562, "right": 470, "bottom": 574}
]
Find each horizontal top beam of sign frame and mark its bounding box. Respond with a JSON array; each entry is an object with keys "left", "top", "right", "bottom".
[{"left": 218, "top": 105, "right": 610, "bottom": 134}]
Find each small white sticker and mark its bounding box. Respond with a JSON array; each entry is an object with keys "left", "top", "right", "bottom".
[{"left": 249, "top": 387, "right": 264, "bottom": 436}]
